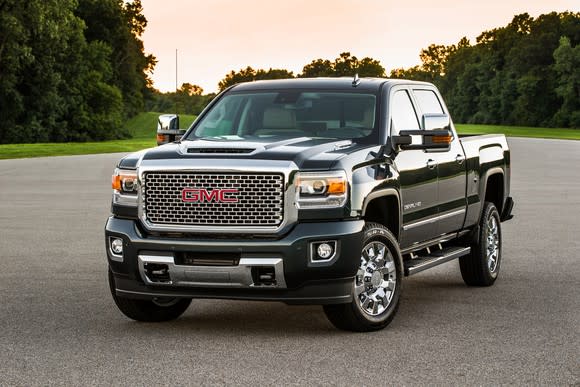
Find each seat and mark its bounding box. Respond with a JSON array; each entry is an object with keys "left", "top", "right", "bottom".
[{"left": 254, "top": 107, "right": 305, "bottom": 136}]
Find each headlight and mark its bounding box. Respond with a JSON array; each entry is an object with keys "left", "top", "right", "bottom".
[
  {"left": 295, "top": 170, "right": 347, "bottom": 209},
  {"left": 112, "top": 168, "right": 138, "bottom": 193},
  {"left": 112, "top": 168, "right": 138, "bottom": 206}
]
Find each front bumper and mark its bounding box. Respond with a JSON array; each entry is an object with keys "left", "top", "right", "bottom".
[{"left": 105, "top": 217, "right": 365, "bottom": 305}]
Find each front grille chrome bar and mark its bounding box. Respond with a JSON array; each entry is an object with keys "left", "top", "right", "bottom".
[
  {"left": 144, "top": 172, "right": 284, "bottom": 227},
  {"left": 136, "top": 159, "right": 298, "bottom": 234}
]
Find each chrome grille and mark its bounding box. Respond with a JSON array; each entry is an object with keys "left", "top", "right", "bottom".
[{"left": 143, "top": 172, "right": 284, "bottom": 227}]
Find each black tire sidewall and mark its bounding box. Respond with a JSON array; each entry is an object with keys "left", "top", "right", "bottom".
[
  {"left": 460, "top": 202, "right": 502, "bottom": 286},
  {"left": 108, "top": 268, "right": 191, "bottom": 322}
]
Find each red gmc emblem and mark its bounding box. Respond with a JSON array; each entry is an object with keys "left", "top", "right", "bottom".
[{"left": 182, "top": 188, "right": 239, "bottom": 203}]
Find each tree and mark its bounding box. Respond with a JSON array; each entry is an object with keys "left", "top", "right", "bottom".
[
  {"left": 552, "top": 37, "right": 580, "bottom": 127},
  {"left": 255, "top": 68, "right": 294, "bottom": 81},
  {"left": 0, "top": 0, "right": 97, "bottom": 143},
  {"left": 394, "top": 11, "right": 580, "bottom": 128},
  {"left": 218, "top": 67, "right": 294, "bottom": 91},
  {"left": 300, "top": 53, "right": 385, "bottom": 78},
  {"left": 356, "top": 56, "right": 386, "bottom": 77},
  {"left": 75, "top": 0, "right": 156, "bottom": 116},
  {"left": 333, "top": 52, "right": 357, "bottom": 76},
  {"left": 179, "top": 83, "right": 204, "bottom": 96},
  {"left": 0, "top": 0, "right": 152, "bottom": 143},
  {"left": 300, "top": 59, "right": 334, "bottom": 77}
]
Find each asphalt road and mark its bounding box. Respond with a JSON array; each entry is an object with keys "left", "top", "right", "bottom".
[{"left": 0, "top": 138, "right": 578, "bottom": 386}]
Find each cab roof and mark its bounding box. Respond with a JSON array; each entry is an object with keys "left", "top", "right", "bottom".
[{"left": 230, "top": 77, "right": 434, "bottom": 93}]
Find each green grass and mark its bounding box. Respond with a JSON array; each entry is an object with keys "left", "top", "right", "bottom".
[
  {"left": 455, "top": 124, "right": 580, "bottom": 140},
  {"left": 125, "top": 111, "right": 197, "bottom": 140},
  {"left": 0, "top": 118, "right": 578, "bottom": 160},
  {"left": 0, "top": 112, "right": 197, "bottom": 160}
]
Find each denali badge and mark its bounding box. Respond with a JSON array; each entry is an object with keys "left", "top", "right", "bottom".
[{"left": 182, "top": 188, "right": 239, "bottom": 203}]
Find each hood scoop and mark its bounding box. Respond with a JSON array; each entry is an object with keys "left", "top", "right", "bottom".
[
  {"left": 186, "top": 147, "right": 255, "bottom": 154},
  {"left": 333, "top": 140, "right": 354, "bottom": 151}
]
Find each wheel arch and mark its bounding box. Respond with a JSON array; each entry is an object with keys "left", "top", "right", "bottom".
[
  {"left": 361, "top": 189, "right": 401, "bottom": 242},
  {"left": 481, "top": 168, "right": 505, "bottom": 216}
]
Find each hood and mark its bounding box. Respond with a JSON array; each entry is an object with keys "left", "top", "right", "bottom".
[{"left": 120, "top": 137, "right": 372, "bottom": 170}]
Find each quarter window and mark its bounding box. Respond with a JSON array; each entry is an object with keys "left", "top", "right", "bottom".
[{"left": 413, "top": 89, "right": 444, "bottom": 115}]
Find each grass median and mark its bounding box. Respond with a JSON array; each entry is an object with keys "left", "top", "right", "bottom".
[
  {"left": 0, "top": 112, "right": 196, "bottom": 160},
  {"left": 457, "top": 124, "right": 580, "bottom": 140},
  {"left": 0, "top": 118, "right": 578, "bottom": 160}
]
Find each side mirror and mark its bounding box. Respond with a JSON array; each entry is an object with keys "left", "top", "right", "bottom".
[
  {"left": 392, "top": 113, "right": 452, "bottom": 151},
  {"left": 157, "top": 114, "right": 186, "bottom": 145},
  {"left": 423, "top": 113, "right": 450, "bottom": 131},
  {"left": 392, "top": 129, "right": 453, "bottom": 151}
]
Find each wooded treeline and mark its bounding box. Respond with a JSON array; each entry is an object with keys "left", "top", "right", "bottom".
[
  {"left": 0, "top": 0, "right": 154, "bottom": 144},
  {"left": 390, "top": 12, "right": 580, "bottom": 128},
  {"left": 179, "top": 12, "right": 577, "bottom": 128},
  {"left": 1, "top": 9, "right": 578, "bottom": 145},
  {"left": 145, "top": 52, "right": 386, "bottom": 116}
]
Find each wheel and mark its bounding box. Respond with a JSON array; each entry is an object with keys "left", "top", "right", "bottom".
[
  {"left": 323, "top": 222, "right": 403, "bottom": 332},
  {"left": 108, "top": 269, "right": 191, "bottom": 322},
  {"left": 459, "top": 201, "right": 502, "bottom": 286}
]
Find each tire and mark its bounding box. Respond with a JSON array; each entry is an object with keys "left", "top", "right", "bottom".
[
  {"left": 459, "top": 201, "right": 502, "bottom": 286},
  {"left": 323, "top": 222, "right": 403, "bottom": 332},
  {"left": 108, "top": 269, "right": 191, "bottom": 322}
]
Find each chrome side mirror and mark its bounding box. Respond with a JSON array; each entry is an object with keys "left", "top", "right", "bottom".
[
  {"left": 392, "top": 129, "right": 453, "bottom": 151},
  {"left": 157, "top": 114, "right": 186, "bottom": 145},
  {"left": 422, "top": 113, "right": 450, "bottom": 131}
]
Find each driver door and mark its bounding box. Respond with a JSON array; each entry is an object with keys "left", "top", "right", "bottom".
[{"left": 390, "top": 88, "right": 440, "bottom": 249}]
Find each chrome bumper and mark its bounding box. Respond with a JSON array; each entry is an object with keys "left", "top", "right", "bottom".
[{"left": 138, "top": 253, "right": 287, "bottom": 288}]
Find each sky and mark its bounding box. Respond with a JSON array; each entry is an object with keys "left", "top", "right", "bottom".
[{"left": 140, "top": 0, "right": 578, "bottom": 94}]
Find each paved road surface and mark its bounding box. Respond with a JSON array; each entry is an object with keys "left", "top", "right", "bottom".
[{"left": 0, "top": 138, "right": 578, "bottom": 385}]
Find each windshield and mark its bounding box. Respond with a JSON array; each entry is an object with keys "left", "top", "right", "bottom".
[{"left": 187, "top": 91, "right": 378, "bottom": 142}]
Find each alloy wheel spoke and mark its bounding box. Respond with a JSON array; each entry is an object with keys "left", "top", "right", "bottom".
[
  {"left": 375, "top": 243, "right": 385, "bottom": 261},
  {"left": 381, "top": 279, "right": 396, "bottom": 292},
  {"left": 354, "top": 283, "right": 365, "bottom": 296},
  {"left": 362, "top": 296, "right": 372, "bottom": 310},
  {"left": 356, "top": 239, "right": 398, "bottom": 317},
  {"left": 381, "top": 260, "right": 396, "bottom": 275}
]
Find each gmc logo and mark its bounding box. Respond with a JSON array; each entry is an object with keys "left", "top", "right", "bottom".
[{"left": 182, "top": 188, "right": 239, "bottom": 203}]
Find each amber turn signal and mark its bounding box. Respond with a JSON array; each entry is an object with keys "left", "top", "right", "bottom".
[
  {"left": 327, "top": 178, "right": 347, "bottom": 194},
  {"left": 432, "top": 135, "right": 453, "bottom": 144},
  {"left": 112, "top": 174, "right": 121, "bottom": 190}
]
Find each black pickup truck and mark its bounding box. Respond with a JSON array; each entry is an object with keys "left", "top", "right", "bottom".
[{"left": 106, "top": 77, "right": 514, "bottom": 331}]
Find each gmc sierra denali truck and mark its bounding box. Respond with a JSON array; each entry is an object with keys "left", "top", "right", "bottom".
[{"left": 105, "top": 77, "right": 514, "bottom": 331}]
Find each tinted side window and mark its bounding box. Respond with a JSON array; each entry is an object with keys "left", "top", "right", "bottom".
[
  {"left": 414, "top": 89, "right": 444, "bottom": 114},
  {"left": 391, "top": 90, "right": 420, "bottom": 136}
]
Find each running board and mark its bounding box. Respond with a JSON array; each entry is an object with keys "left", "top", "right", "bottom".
[{"left": 404, "top": 246, "right": 471, "bottom": 276}]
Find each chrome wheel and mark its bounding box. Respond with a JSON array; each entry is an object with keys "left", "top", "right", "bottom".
[
  {"left": 355, "top": 241, "right": 397, "bottom": 316},
  {"left": 486, "top": 216, "right": 500, "bottom": 273}
]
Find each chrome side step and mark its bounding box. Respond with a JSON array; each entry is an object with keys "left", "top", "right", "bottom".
[{"left": 404, "top": 246, "right": 471, "bottom": 276}]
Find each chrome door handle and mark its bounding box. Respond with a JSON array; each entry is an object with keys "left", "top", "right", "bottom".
[
  {"left": 456, "top": 154, "right": 465, "bottom": 164},
  {"left": 426, "top": 159, "right": 437, "bottom": 170}
]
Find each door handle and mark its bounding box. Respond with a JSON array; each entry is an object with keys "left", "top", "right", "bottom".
[
  {"left": 456, "top": 154, "right": 465, "bottom": 164},
  {"left": 426, "top": 159, "right": 437, "bottom": 170}
]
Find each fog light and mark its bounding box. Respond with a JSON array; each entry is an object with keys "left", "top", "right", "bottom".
[
  {"left": 317, "top": 243, "right": 333, "bottom": 259},
  {"left": 312, "top": 241, "right": 336, "bottom": 262},
  {"left": 110, "top": 237, "right": 123, "bottom": 255}
]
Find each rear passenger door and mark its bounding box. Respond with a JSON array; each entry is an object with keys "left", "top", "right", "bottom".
[
  {"left": 412, "top": 88, "right": 467, "bottom": 235},
  {"left": 390, "top": 88, "right": 440, "bottom": 248}
]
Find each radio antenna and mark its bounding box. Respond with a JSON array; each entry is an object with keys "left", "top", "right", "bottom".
[
  {"left": 352, "top": 73, "right": 360, "bottom": 87},
  {"left": 175, "top": 48, "right": 178, "bottom": 115}
]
